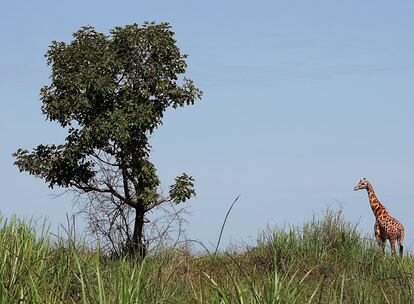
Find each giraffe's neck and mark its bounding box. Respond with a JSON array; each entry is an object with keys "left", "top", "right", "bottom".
[{"left": 366, "top": 184, "right": 388, "bottom": 219}]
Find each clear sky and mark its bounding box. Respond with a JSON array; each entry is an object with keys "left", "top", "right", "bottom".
[{"left": 1, "top": 1, "right": 414, "bottom": 251}]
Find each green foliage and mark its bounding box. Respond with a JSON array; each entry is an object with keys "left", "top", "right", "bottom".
[
  {"left": 169, "top": 173, "right": 196, "bottom": 204},
  {"left": 14, "top": 22, "right": 201, "bottom": 193},
  {"left": 13, "top": 22, "right": 201, "bottom": 254},
  {"left": 136, "top": 159, "right": 160, "bottom": 206}
]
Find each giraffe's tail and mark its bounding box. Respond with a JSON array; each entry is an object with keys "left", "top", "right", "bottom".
[{"left": 398, "top": 227, "right": 405, "bottom": 257}]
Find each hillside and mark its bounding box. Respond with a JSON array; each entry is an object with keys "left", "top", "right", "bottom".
[{"left": 0, "top": 210, "right": 413, "bottom": 303}]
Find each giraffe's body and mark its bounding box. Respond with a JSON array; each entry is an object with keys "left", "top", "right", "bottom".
[{"left": 354, "top": 178, "right": 404, "bottom": 256}]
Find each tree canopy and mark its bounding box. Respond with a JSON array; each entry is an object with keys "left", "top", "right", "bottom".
[{"left": 14, "top": 22, "right": 202, "bottom": 256}]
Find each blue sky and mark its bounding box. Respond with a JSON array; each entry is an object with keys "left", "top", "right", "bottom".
[{"left": 1, "top": 1, "right": 414, "bottom": 251}]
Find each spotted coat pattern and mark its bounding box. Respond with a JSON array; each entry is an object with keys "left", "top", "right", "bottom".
[{"left": 354, "top": 178, "right": 404, "bottom": 256}]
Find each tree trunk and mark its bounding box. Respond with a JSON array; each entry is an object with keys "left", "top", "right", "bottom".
[{"left": 131, "top": 204, "right": 146, "bottom": 257}]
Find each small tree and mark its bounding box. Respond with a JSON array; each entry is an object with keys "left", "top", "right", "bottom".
[{"left": 13, "top": 22, "right": 202, "bottom": 256}]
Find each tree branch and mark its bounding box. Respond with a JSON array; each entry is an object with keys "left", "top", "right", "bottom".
[
  {"left": 91, "top": 151, "right": 118, "bottom": 167},
  {"left": 70, "top": 180, "right": 139, "bottom": 208},
  {"left": 145, "top": 196, "right": 170, "bottom": 212},
  {"left": 121, "top": 167, "right": 133, "bottom": 205}
]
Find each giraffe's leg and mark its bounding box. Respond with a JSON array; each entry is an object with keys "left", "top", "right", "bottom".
[
  {"left": 374, "top": 222, "right": 385, "bottom": 253},
  {"left": 398, "top": 228, "right": 404, "bottom": 257},
  {"left": 389, "top": 239, "right": 396, "bottom": 256}
]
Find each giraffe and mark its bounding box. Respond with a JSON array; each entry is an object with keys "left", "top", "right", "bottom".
[{"left": 354, "top": 178, "right": 404, "bottom": 257}]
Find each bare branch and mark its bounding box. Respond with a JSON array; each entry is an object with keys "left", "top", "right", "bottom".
[{"left": 144, "top": 195, "right": 171, "bottom": 212}]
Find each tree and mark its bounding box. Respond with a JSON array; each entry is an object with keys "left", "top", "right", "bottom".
[{"left": 13, "top": 22, "right": 202, "bottom": 257}]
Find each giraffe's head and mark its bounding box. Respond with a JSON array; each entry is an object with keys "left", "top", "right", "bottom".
[{"left": 354, "top": 178, "right": 369, "bottom": 191}]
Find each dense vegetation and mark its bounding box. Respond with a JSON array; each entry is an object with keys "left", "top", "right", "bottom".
[{"left": 0, "top": 210, "right": 413, "bottom": 303}]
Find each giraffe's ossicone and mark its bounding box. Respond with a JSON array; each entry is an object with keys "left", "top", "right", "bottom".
[{"left": 354, "top": 178, "right": 404, "bottom": 257}]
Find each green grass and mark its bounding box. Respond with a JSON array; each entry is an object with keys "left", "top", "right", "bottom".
[{"left": 0, "top": 210, "right": 413, "bottom": 303}]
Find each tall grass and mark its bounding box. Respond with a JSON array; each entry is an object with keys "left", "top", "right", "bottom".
[{"left": 0, "top": 210, "right": 413, "bottom": 303}]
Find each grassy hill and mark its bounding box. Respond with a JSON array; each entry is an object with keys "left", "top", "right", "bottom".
[{"left": 0, "top": 210, "right": 413, "bottom": 303}]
